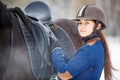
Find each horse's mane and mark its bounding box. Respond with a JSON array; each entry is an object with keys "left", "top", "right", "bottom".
[{"left": 0, "top": 1, "right": 12, "bottom": 29}]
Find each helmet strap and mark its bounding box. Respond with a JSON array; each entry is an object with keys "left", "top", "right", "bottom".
[{"left": 92, "top": 20, "right": 100, "bottom": 34}]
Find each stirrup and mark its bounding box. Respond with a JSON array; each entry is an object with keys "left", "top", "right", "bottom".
[{"left": 50, "top": 74, "right": 59, "bottom": 80}]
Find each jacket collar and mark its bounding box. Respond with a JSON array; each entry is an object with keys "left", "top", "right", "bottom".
[{"left": 82, "top": 34, "right": 100, "bottom": 43}]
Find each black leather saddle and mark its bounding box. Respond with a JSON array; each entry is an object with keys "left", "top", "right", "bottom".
[{"left": 12, "top": 7, "right": 75, "bottom": 80}]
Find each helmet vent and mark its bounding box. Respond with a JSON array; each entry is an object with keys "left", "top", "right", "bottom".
[{"left": 77, "top": 5, "right": 88, "bottom": 17}]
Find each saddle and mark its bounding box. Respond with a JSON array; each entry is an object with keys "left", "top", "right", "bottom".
[{"left": 12, "top": 7, "right": 75, "bottom": 80}]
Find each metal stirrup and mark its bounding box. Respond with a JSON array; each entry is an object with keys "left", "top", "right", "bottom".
[{"left": 50, "top": 74, "right": 59, "bottom": 80}]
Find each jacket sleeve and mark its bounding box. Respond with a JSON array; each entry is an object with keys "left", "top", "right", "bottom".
[{"left": 52, "top": 45, "right": 94, "bottom": 77}]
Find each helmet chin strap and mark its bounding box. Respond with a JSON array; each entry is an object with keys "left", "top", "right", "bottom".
[{"left": 81, "top": 20, "right": 99, "bottom": 42}]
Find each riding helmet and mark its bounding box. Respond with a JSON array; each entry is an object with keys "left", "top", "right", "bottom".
[{"left": 74, "top": 5, "right": 106, "bottom": 30}]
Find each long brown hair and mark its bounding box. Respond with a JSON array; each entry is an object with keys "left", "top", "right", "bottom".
[{"left": 98, "top": 31, "right": 114, "bottom": 80}]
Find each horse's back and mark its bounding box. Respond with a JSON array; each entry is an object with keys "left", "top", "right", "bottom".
[{"left": 54, "top": 18, "right": 83, "bottom": 50}]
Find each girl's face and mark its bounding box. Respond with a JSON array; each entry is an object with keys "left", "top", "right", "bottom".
[{"left": 77, "top": 20, "right": 95, "bottom": 37}]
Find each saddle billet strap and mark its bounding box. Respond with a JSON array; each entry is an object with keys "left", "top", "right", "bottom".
[{"left": 16, "top": 15, "right": 42, "bottom": 80}]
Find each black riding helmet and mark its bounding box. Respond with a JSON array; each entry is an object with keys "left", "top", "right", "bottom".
[{"left": 24, "top": 1, "right": 52, "bottom": 26}]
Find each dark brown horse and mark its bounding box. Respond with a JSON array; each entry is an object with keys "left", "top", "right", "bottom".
[{"left": 0, "top": 1, "right": 83, "bottom": 80}]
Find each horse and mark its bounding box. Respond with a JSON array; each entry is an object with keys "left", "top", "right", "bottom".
[{"left": 0, "top": 1, "right": 83, "bottom": 80}]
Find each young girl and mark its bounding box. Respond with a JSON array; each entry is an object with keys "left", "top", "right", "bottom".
[{"left": 51, "top": 5, "right": 114, "bottom": 80}]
